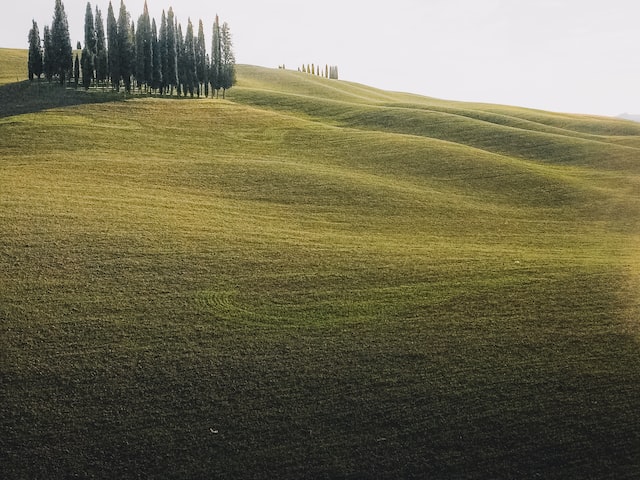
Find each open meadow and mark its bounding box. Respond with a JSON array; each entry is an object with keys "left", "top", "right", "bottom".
[{"left": 1, "top": 48, "right": 640, "bottom": 478}]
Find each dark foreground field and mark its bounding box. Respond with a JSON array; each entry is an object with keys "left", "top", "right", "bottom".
[{"left": 2, "top": 50, "right": 640, "bottom": 478}]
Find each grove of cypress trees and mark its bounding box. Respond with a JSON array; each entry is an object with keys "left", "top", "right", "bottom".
[
  {"left": 28, "top": 1, "right": 236, "bottom": 97},
  {"left": 28, "top": 20, "right": 44, "bottom": 81}
]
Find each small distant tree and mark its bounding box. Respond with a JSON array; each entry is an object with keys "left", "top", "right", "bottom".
[
  {"left": 28, "top": 20, "right": 44, "bottom": 81},
  {"left": 73, "top": 52, "right": 80, "bottom": 87}
]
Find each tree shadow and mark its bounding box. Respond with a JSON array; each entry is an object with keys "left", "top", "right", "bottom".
[{"left": 0, "top": 80, "right": 125, "bottom": 118}]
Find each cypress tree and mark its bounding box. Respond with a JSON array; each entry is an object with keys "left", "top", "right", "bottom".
[
  {"left": 220, "top": 21, "right": 236, "bottom": 98},
  {"left": 151, "top": 19, "right": 162, "bottom": 92},
  {"left": 195, "top": 20, "right": 207, "bottom": 97},
  {"left": 81, "top": 47, "right": 92, "bottom": 89},
  {"left": 183, "top": 19, "right": 197, "bottom": 97},
  {"left": 28, "top": 20, "right": 44, "bottom": 81},
  {"left": 50, "top": 0, "right": 73, "bottom": 85},
  {"left": 83, "top": 2, "right": 96, "bottom": 86},
  {"left": 107, "top": 1, "right": 119, "bottom": 90},
  {"left": 43, "top": 25, "right": 53, "bottom": 82},
  {"left": 176, "top": 22, "right": 184, "bottom": 96},
  {"left": 73, "top": 52, "right": 80, "bottom": 88},
  {"left": 166, "top": 8, "right": 178, "bottom": 95},
  {"left": 135, "top": 0, "right": 152, "bottom": 91},
  {"left": 129, "top": 20, "right": 136, "bottom": 88},
  {"left": 204, "top": 53, "right": 210, "bottom": 97},
  {"left": 211, "top": 15, "right": 221, "bottom": 97},
  {"left": 95, "top": 6, "right": 108, "bottom": 87},
  {"left": 116, "top": 1, "right": 133, "bottom": 92},
  {"left": 159, "top": 10, "right": 169, "bottom": 94}
]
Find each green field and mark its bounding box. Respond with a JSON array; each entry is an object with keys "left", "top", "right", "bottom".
[{"left": 2, "top": 48, "right": 640, "bottom": 479}]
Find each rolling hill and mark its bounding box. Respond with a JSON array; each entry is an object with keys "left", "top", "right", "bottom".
[{"left": 1, "top": 48, "right": 640, "bottom": 479}]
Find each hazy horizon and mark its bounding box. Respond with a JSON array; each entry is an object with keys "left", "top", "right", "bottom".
[{"left": 2, "top": 0, "right": 639, "bottom": 117}]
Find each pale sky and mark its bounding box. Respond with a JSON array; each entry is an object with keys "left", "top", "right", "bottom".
[{"left": 2, "top": 0, "right": 639, "bottom": 116}]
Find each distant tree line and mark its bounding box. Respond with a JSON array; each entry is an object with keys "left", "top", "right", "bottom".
[
  {"left": 28, "top": 0, "right": 236, "bottom": 98},
  {"left": 298, "top": 64, "right": 339, "bottom": 80}
]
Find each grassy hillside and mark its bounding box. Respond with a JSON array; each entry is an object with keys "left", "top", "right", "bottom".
[
  {"left": 0, "top": 48, "right": 26, "bottom": 85},
  {"left": 2, "top": 48, "right": 640, "bottom": 479}
]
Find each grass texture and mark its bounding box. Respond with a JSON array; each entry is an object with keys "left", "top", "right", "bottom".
[{"left": 2, "top": 49, "right": 640, "bottom": 479}]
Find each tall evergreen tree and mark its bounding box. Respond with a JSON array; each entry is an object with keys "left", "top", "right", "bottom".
[
  {"left": 204, "top": 53, "right": 210, "bottom": 97},
  {"left": 158, "top": 10, "right": 168, "bottom": 94},
  {"left": 81, "top": 47, "right": 92, "bottom": 89},
  {"left": 183, "top": 19, "right": 197, "bottom": 97},
  {"left": 220, "top": 21, "right": 236, "bottom": 98},
  {"left": 107, "top": 1, "right": 120, "bottom": 90},
  {"left": 176, "top": 22, "right": 185, "bottom": 96},
  {"left": 151, "top": 19, "right": 162, "bottom": 92},
  {"left": 195, "top": 19, "right": 207, "bottom": 97},
  {"left": 211, "top": 15, "right": 222, "bottom": 97},
  {"left": 116, "top": 1, "right": 133, "bottom": 92},
  {"left": 28, "top": 20, "right": 44, "bottom": 81},
  {"left": 129, "top": 20, "right": 136, "bottom": 86},
  {"left": 43, "top": 25, "right": 53, "bottom": 82},
  {"left": 135, "top": 0, "right": 152, "bottom": 91},
  {"left": 83, "top": 2, "right": 96, "bottom": 86},
  {"left": 95, "top": 6, "right": 108, "bottom": 87},
  {"left": 165, "top": 8, "right": 178, "bottom": 95},
  {"left": 50, "top": 0, "right": 73, "bottom": 85}
]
